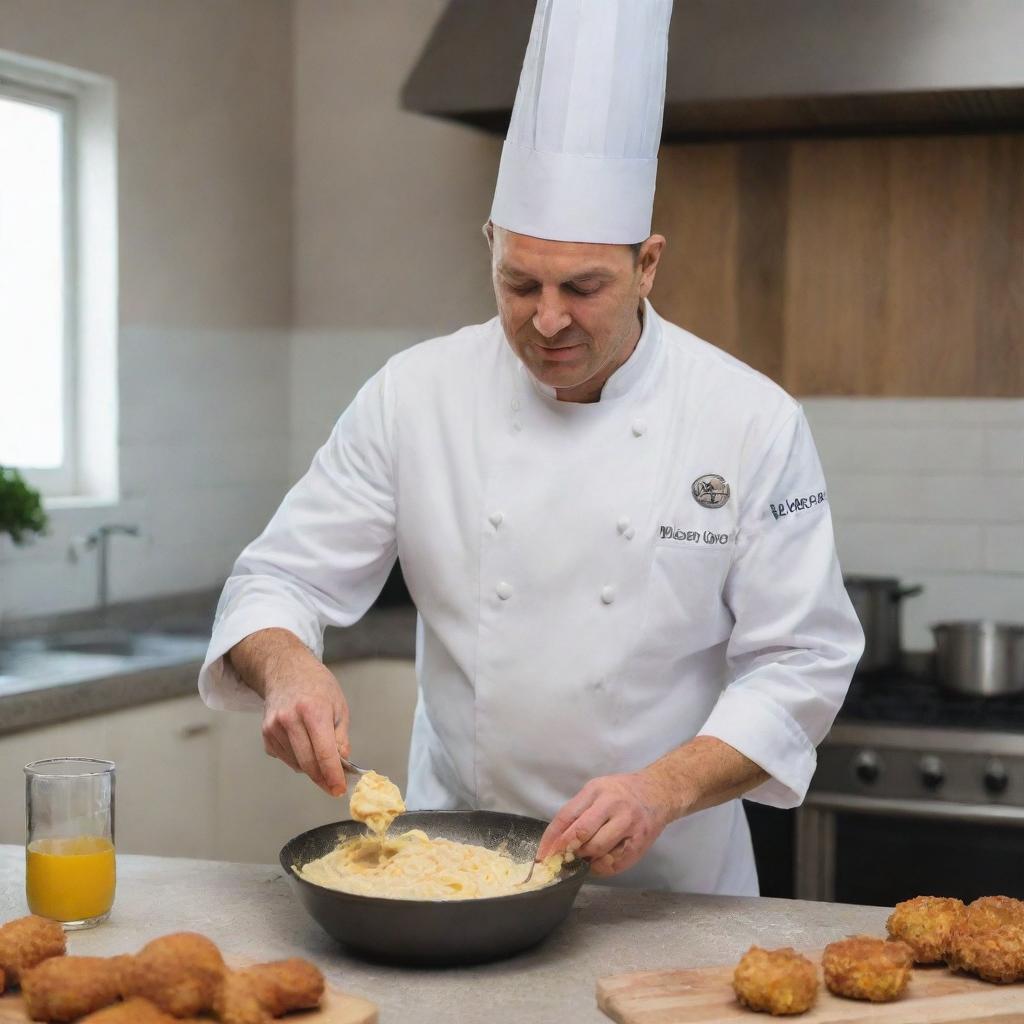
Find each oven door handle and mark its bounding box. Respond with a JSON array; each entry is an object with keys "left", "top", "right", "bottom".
[{"left": 803, "top": 791, "right": 1024, "bottom": 825}]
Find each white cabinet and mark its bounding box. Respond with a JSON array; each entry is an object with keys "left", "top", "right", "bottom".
[
  {"left": 104, "top": 697, "right": 221, "bottom": 859},
  {"left": 0, "top": 716, "right": 112, "bottom": 848},
  {"left": 0, "top": 696, "right": 221, "bottom": 858},
  {"left": 0, "top": 657, "right": 418, "bottom": 865}
]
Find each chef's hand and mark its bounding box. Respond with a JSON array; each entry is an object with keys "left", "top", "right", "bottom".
[
  {"left": 535, "top": 770, "right": 676, "bottom": 877},
  {"left": 228, "top": 628, "right": 351, "bottom": 797}
]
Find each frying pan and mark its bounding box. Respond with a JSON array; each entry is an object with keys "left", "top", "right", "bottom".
[{"left": 280, "top": 810, "right": 589, "bottom": 965}]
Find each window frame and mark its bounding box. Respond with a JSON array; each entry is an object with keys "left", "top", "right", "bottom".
[{"left": 0, "top": 74, "right": 79, "bottom": 497}]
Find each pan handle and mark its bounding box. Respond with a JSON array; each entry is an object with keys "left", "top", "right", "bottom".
[{"left": 891, "top": 584, "right": 923, "bottom": 601}]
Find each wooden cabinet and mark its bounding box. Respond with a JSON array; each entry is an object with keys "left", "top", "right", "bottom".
[
  {"left": 651, "top": 132, "right": 1024, "bottom": 397},
  {"left": 0, "top": 658, "right": 418, "bottom": 865}
]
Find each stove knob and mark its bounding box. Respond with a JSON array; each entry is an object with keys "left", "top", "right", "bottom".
[
  {"left": 853, "top": 750, "right": 880, "bottom": 785},
  {"left": 984, "top": 760, "right": 1009, "bottom": 796},
  {"left": 919, "top": 755, "right": 945, "bottom": 791}
]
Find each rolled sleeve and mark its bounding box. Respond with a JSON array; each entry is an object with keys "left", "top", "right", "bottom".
[
  {"left": 198, "top": 578, "right": 326, "bottom": 712},
  {"left": 698, "top": 407, "right": 864, "bottom": 808}
]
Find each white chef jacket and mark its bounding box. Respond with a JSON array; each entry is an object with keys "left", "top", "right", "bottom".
[{"left": 199, "top": 300, "right": 863, "bottom": 896}]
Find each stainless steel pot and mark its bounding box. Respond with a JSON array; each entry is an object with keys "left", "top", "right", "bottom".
[
  {"left": 932, "top": 621, "right": 1024, "bottom": 697},
  {"left": 843, "top": 576, "right": 923, "bottom": 673}
]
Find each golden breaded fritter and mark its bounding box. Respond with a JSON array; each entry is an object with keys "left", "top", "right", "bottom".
[
  {"left": 822, "top": 936, "right": 914, "bottom": 1002},
  {"left": 0, "top": 915, "right": 66, "bottom": 987},
  {"left": 120, "top": 932, "right": 225, "bottom": 1016},
  {"left": 963, "top": 895, "right": 1024, "bottom": 929},
  {"left": 21, "top": 955, "right": 122, "bottom": 1021},
  {"left": 946, "top": 896, "right": 1024, "bottom": 983},
  {"left": 886, "top": 895, "right": 965, "bottom": 963},
  {"left": 214, "top": 972, "right": 271, "bottom": 1024},
  {"left": 239, "top": 958, "right": 325, "bottom": 1014},
  {"left": 79, "top": 996, "right": 190, "bottom": 1023},
  {"left": 732, "top": 946, "right": 818, "bottom": 1015}
]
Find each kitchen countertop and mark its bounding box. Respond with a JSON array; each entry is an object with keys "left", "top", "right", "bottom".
[
  {"left": 0, "top": 602, "right": 417, "bottom": 737},
  {"left": 0, "top": 845, "right": 888, "bottom": 1023}
]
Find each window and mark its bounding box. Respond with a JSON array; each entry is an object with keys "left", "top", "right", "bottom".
[
  {"left": 0, "top": 51, "right": 117, "bottom": 504},
  {"left": 0, "top": 83, "right": 76, "bottom": 493}
]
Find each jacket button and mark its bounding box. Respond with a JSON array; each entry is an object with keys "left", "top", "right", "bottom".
[
  {"left": 512, "top": 421, "right": 522, "bottom": 433},
  {"left": 601, "top": 585, "right": 616, "bottom": 605},
  {"left": 511, "top": 398, "right": 521, "bottom": 411},
  {"left": 631, "top": 419, "right": 646, "bottom": 437},
  {"left": 617, "top": 516, "right": 631, "bottom": 534},
  {"left": 624, "top": 526, "right": 636, "bottom": 540},
  {"left": 489, "top": 511, "right": 504, "bottom": 528},
  {"left": 496, "top": 581, "right": 514, "bottom": 600}
]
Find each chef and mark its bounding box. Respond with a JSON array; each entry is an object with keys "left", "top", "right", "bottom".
[{"left": 199, "top": 0, "right": 863, "bottom": 895}]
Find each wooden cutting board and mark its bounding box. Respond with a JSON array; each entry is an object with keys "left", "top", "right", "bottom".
[
  {"left": 598, "top": 953, "right": 1024, "bottom": 1024},
  {"left": 0, "top": 982, "right": 378, "bottom": 1024}
]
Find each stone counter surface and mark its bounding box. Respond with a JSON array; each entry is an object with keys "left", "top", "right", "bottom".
[{"left": 0, "top": 846, "right": 888, "bottom": 1023}]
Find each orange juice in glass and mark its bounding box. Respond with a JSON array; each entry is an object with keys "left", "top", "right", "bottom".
[{"left": 24, "top": 758, "right": 116, "bottom": 929}]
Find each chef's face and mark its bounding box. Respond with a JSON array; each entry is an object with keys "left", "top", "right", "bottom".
[{"left": 487, "top": 224, "right": 665, "bottom": 403}]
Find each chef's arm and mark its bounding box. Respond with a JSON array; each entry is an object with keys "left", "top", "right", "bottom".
[
  {"left": 225, "top": 627, "right": 352, "bottom": 796},
  {"left": 639, "top": 735, "right": 768, "bottom": 822},
  {"left": 536, "top": 735, "right": 767, "bottom": 873}
]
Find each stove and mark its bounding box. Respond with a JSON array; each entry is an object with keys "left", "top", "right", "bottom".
[
  {"left": 838, "top": 669, "right": 1024, "bottom": 732},
  {"left": 795, "top": 666, "right": 1024, "bottom": 905}
]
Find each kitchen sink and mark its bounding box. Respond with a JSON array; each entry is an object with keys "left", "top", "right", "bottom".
[
  {"left": 44, "top": 629, "right": 153, "bottom": 656},
  {"left": 0, "top": 628, "right": 211, "bottom": 696}
]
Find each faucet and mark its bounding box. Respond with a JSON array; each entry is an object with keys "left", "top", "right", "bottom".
[{"left": 81, "top": 524, "right": 141, "bottom": 608}]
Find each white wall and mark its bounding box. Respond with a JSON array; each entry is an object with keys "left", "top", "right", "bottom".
[
  {"left": 288, "top": 0, "right": 500, "bottom": 475},
  {"left": 0, "top": 0, "right": 293, "bottom": 618}
]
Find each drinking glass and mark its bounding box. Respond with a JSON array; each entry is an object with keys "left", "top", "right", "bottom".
[{"left": 24, "top": 757, "right": 116, "bottom": 929}]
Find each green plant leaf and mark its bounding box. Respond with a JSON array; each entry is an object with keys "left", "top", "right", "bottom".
[{"left": 0, "top": 465, "right": 49, "bottom": 545}]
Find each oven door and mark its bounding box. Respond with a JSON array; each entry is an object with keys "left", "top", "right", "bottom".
[{"left": 796, "top": 794, "right": 1024, "bottom": 906}]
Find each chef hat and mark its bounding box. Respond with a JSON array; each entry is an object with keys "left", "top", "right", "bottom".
[{"left": 490, "top": 0, "right": 673, "bottom": 245}]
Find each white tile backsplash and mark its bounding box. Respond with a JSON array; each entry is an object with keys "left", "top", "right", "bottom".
[
  {"left": 803, "top": 398, "right": 1024, "bottom": 651},
  {"left": 984, "top": 526, "right": 1024, "bottom": 573},
  {"left": 1, "top": 327, "right": 291, "bottom": 619},
  {"left": 985, "top": 427, "right": 1024, "bottom": 473},
  {"left": 804, "top": 423, "right": 987, "bottom": 474}
]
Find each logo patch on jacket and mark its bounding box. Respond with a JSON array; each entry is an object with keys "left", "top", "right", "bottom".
[{"left": 691, "top": 474, "right": 730, "bottom": 509}]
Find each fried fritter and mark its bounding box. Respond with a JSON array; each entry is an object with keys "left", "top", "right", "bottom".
[
  {"left": 886, "top": 895, "right": 966, "bottom": 963},
  {"left": 0, "top": 915, "right": 66, "bottom": 987},
  {"left": 79, "top": 997, "right": 190, "bottom": 1023},
  {"left": 214, "top": 958, "right": 325, "bottom": 1023},
  {"left": 120, "top": 932, "right": 225, "bottom": 1016},
  {"left": 214, "top": 971, "right": 271, "bottom": 1024},
  {"left": 21, "top": 955, "right": 122, "bottom": 1021},
  {"left": 239, "top": 958, "right": 325, "bottom": 1015},
  {"left": 962, "top": 895, "right": 1024, "bottom": 929},
  {"left": 822, "top": 936, "right": 913, "bottom": 1002},
  {"left": 732, "top": 946, "right": 818, "bottom": 1016},
  {"left": 946, "top": 895, "right": 1024, "bottom": 983}
]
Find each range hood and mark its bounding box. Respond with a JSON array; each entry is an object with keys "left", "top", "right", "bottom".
[{"left": 402, "top": 0, "right": 1024, "bottom": 140}]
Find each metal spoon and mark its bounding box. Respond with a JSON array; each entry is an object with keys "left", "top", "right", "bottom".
[{"left": 340, "top": 756, "right": 369, "bottom": 775}]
